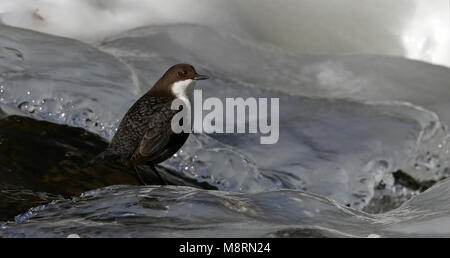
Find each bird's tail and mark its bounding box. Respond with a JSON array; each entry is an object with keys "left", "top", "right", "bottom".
[
  {"left": 87, "top": 150, "right": 120, "bottom": 167},
  {"left": 133, "top": 164, "right": 167, "bottom": 185}
]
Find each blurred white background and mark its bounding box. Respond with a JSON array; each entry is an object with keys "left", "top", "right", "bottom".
[{"left": 0, "top": 0, "right": 448, "bottom": 67}]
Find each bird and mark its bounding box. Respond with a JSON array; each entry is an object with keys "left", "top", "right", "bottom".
[{"left": 95, "top": 64, "right": 208, "bottom": 185}]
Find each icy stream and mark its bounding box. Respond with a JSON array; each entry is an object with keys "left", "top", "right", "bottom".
[{"left": 0, "top": 0, "right": 449, "bottom": 237}]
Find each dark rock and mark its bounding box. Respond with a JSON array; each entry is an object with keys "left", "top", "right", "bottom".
[{"left": 0, "top": 115, "right": 216, "bottom": 221}]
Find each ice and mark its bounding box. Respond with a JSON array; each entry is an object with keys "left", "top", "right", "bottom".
[
  {"left": 0, "top": 20, "right": 449, "bottom": 236},
  {"left": 0, "top": 24, "right": 137, "bottom": 139},
  {"left": 0, "top": 0, "right": 449, "bottom": 237},
  {"left": 170, "top": 91, "right": 439, "bottom": 208},
  {"left": 100, "top": 24, "right": 450, "bottom": 124},
  {"left": 101, "top": 24, "right": 450, "bottom": 183},
  {"left": 0, "top": 24, "right": 447, "bottom": 209}
]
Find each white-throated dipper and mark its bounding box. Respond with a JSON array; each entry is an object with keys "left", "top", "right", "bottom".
[{"left": 97, "top": 64, "right": 208, "bottom": 184}]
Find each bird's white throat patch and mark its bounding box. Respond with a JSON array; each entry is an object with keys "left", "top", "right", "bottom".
[{"left": 172, "top": 79, "right": 195, "bottom": 106}]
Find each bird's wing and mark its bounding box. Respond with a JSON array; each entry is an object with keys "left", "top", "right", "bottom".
[{"left": 128, "top": 104, "right": 176, "bottom": 165}]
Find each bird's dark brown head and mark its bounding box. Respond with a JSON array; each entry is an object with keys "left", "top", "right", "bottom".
[{"left": 149, "top": 64, "right": 208, "bottom": 99}]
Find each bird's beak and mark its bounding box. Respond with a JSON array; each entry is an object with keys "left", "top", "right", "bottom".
[{"left": 194, "top": 74, "right": 209, "bottom": 80}]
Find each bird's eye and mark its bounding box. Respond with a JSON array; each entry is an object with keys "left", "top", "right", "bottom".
[{"left": 177, "top": 71, "right": 184, "bottom": 78}]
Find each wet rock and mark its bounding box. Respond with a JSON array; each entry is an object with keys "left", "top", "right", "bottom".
[{"left": 0, "top": 115, "right": 215, "bottom": 221}]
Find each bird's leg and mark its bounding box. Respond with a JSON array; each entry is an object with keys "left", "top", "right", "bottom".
[
  {"left": 150, "top": 164, "right": 167, "bottom": 185},
  {"left": 133, "top": 166, "right": 147, "bottom": 186}
]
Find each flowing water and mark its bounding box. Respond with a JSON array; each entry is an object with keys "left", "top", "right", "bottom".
[{"left": 0, "top": 0, "right": 449, "bottom": 237}]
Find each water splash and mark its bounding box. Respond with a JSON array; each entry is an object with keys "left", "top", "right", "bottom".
[{"left": 0, "top": 0, "right": 448, "bottom": 66}]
